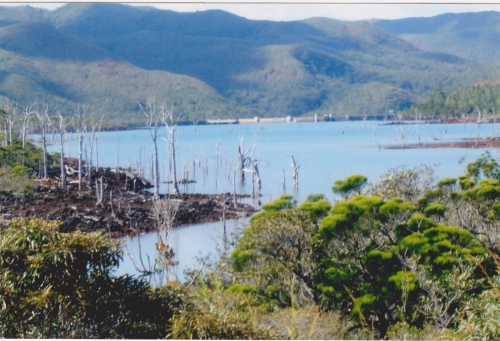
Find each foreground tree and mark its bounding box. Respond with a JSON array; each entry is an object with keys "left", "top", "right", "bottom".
[
  {"left": 231, "top": 161, "right": 499, "bottom": 338},
  {"left": 0, "top": 218, "right": 182, "bottom": 338}
]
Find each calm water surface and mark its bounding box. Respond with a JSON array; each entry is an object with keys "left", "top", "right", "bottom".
[{"left": 45, "top": 120, "right": 500, "bottom": 280}]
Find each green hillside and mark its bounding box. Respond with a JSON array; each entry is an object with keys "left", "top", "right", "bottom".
[
  {"left": 0, "top": 4, "right": 498, "bottom": 124},
  {"left": 401, "top": 81, "right": 500, "bottom": 118},
  {"left": 374, "top": 11, "right": 500, "bottom": 64},
  {"left": 0, "top": 49, "right": 249, "bottom": 124}
]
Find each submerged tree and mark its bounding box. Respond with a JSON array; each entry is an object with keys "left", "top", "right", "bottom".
[
  {"left": 139, "top": 98, "right": 162, "bottom": 198},
  {"left": 160, "top": 102, "right": 181, "bottom": 196}
]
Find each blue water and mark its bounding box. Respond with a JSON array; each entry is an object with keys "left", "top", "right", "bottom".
[{"left": 43, "top": 120, "right": 500, "bottom": 280}]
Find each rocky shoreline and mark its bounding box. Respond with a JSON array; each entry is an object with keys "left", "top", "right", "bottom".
[{"left": 0, "top": 161, "right": 257, "bottom": 237}]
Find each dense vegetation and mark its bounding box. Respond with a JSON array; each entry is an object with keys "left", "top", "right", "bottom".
[
  {"left": 374, "top": 11, "right": 500, "bottom": 65},
  {"left": 401, "top": 82, "right": 500, "bottom": 118},
  {"left": 0, "top": 4, "right": 498, "bottom": 124},
  {"left": 3, "top": 146, "right": 500, "bottom": 338}
]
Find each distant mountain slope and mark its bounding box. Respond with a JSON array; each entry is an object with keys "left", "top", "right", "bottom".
[
  {"left": 48, "top": 4, "right": 500, "bottom": 116},
  {"left": 0, "top": 21, "right": 110, "bottom": 62},
  {"left": 0, "top": 49, "right": 246, "bottom": 123},
  {"left": 0, "top": 3, "right": 498, "bottom": 123},
  {"left": 373, "top": 11, "right": 500, "bottom": 64}
]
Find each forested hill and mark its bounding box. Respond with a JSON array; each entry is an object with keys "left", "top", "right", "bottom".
[
  {"left": 0, "top": 4, "right": 499, "bottom": 124},
  {"left": 373, "top": 11, "right": 500, "bottom": 65},
  {"left": 402, "top": 81, "right": 500, "bottom": 118}
]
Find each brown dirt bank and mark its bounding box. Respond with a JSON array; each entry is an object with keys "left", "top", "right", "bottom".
[
  {"left": 386, "top": 137, "right": 500, "bottom": 150},
  {"left": 0, "top": 164, "right": 257, "bottom": 237}
]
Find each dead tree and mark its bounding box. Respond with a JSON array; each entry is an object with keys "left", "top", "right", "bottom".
[
  {"left": 139, "top": 98, "right": 162, "bottom": 198},
  {"left": 74, "top": 105, "right": 88, "bottom": 192},
  {"left": 282, "top": 169, "right": 286, "bottom": 194},
  {"left": 243, "top": 154, "right": 262, "bottom": 197},
  {"left": 20, "top": 102, "right": 36, "bottom": 149},
  {"left": 151, "top": 196, "right": 181, "bottom": 283},
  {"left": 160, "top": 102, "right": 181, "bottom": 196},
  {"left": 289, "top": 154, "right": 300, "bottom": 190},
  {"left": 237, "top": 137, "right": 256, "bottom": 183},
  {"left": 95, "top": 177, "right": 104, "bottom": 205},
  {"left": 34, "top": 105, "right": 53, "bottom": 179},
  {"left": 87, "top": 116, "right": 103, "bottom": 188},
  {"left": 3, "top": 99, "right": 18, "bottom": 146},
  {"left": 55, "top": 113, "right": 73, "bottom": 189}
]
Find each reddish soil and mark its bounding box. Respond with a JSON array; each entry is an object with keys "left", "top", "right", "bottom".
[
  {"left": 0, "top": 162, "right": 257, "bottom": 237},
  {"left": 387, "top": 137, "right": 500, "bottom": 150}
]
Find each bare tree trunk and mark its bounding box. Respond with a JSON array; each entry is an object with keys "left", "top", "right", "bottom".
[
  {"left": 3, "top": 99, "right": 18, "bottom": 146},
  {"left": 78, "top": 132, "right": 83, "bottom": 191},
  {"left": 282, "top": 169, "right": 286, "bottom": 194},
  {"left": 253, "top": 160, "right": 261, "bottom": 191},
  {"left": 42, "top": 132, "right": 48, "bottom": 179},
  {"left": 34, "top": 105, "right": 52, "bottom": 179},
  {"left": 290, "top": 155, "right": 299, "bottom": 190},
  {"left": 169, "top": 125, "right": 180, "bottom": 195},
  {"left": 139, "top": 99, "right": 162, "bottom": 198},
  {"left": 233, "top": 171, "right": 237, "bottom": 208},
  {"left": 238, "top": 145, "right": 244, "bottom": 183},
  {"left": 159, "top": 102, "right": 181, "bottom": 196},
  {"left": 110, "top": 189, "right": 116, "bottom": 218},
  {"left": 153, "top": 143, "right": 159, "bottom": 196},
  {"left": 21, "top": 103, "right": 35, "bottom": 149},
  {"left": 57, "top": 114, "right": 73, "bottom": 189},
  {"left": 74, "top": 105, "right": 88, "bottom": 192}
]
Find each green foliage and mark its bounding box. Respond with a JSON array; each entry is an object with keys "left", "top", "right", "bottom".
[
  {"left": 250, "top": 194, "right": 297, "bottom": 222},
  {"left": 402, "top": 83, "right": 500, "bottom": 118},
  {"left": 465, "top": 151, "right": 500, "bottom": 182},
  {"left": 454, "top": 275, "right": 500, "bottom": 340},
  {"left": 305, "top": 193, "right": 326, "bottom": 202},
  {"left": 436, "top": 177, "right": 457, "bottom": 187},
  {"left": 9, "top": 164, "right": 30, "bottom": 178},
  {"left": 231, "top": 208, "right": 321, "bottom": 309},
  {"left": 0, "top": 139, "right": 43, "bottom": 170},
  {"left": 168, "top": 273, "right": 277, "bottom": 339},
  {"left": 0, "top": 218, "right": 179, "bottom": 338},
  {"left": 0, "top": 4, "right": 499, "bottom": 124},
  {"left": 299, "top": 196, "right": 331, "bottom": 221},
  {"left": 0, "top": 167, "right": 35, "bottom": 196},
  {"left": 423, "top": 202, "right": 447, "bottom": 217},
  {"left": 375, "top": 11, "right": 500, "bottom": 65},
  {"left": 331, "top": 174, "right": 367, "bottom": 199}
]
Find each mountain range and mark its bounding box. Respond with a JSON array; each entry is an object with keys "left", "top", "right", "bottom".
[{"left": 0, "top": 3, "right": 499, "bottom": 124}]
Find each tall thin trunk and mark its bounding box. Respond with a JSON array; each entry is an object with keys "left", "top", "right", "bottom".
[
  {"left": 238, "top": 146, "right": 245, "bottom": 183},
  {"left": 60, "top": 133, "right": 65, "bottom": 188},
  {"left": 170, "top": 126, "right": 179, "bottom": 195},
  {"left": 153, "top": 142, "right": 159, "bottom": 197},
  {"left": 78, "top": 133, "right": 83, "bottom": 192},
  {"left": 42, "top": 134, "right": 48, "bottom": 179}
]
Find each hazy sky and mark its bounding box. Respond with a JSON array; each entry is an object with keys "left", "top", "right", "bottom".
[{"left": 5, "top": 1, "right": 500, "bottom": 22}]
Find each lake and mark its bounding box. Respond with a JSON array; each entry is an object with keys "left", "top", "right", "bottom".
[{"left": 46, "top": 119, "right": 500, "bottom": 281}]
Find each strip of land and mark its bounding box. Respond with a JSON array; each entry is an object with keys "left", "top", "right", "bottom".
[
  {"left": 0, "top": 158, "right": 256, "bottom": 237},
  {"left": 387, "top": 137, "right": 500, "bottom": 149}
]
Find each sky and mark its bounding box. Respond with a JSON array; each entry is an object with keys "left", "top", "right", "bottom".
[{"left": 3, "top": 1, "right": 500, "bottom": 22}]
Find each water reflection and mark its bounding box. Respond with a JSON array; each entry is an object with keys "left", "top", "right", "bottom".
[{"left": 113, "top": 219, "right": 247, "bottom": 284}]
